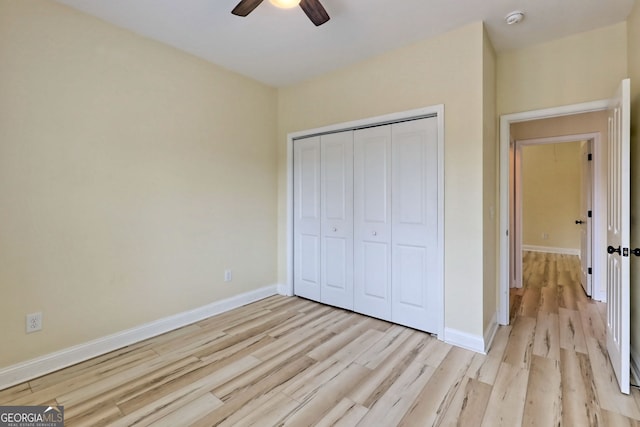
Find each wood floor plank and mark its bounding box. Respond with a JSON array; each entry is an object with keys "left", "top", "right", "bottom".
[
  {"left": 355, "top": 360, "right": 435, "bottom": 427},
  {"left": 115, "top": 354, "right": 260, "bottom": 415},
  {"left": 314, "top": 397, "right": 368, "bottom": 427},
  {"left": 539, "top": 284, "right": 559, "bottom": 314},
  {"left": 64, "top": 356, "right": 203, "bottom": 419},
  {"left": 585, "top": 335, "right": 640, "bottom": 419},
  {"left": 192, "top": 355, "right": 316, "bottom": 426},
  {"left": 8, "top": 349, "right": 161, "bottom": 407},
  {"left": 109, "top": 357, "right": 255, "bottom": 426},
  {"left": 560, "top": 348, "right": 601, "bottom": 426},
  {"left": 519, "top": 288, "right": 541, "bottom": 318},
  {"left": 579, "top": 301, "right": 606, "bottom": 345},
  {"left": 502, "top": 316, "right": 536, "bottom": 368},
  {"left": 349, "top": 332, "right": 427, "bottom": 407},
  {"left": 437, "top": 376, "right": 492, "bottom": 427},
  {"left": 522, "top": 355, "right": 562, "bottom": 426},
  {"left": 64, "top": 403, "right": 123, "bottom": 427},
  {"left": 214, "top": 391, "right": 300, "bottom": 427},
  {"left": 600, "top": 409, "right": 640, "bottom": 426},
  {"left": 559, "top": 307, "right": 588, "bottom": 354},
  {"left": 397, "top": 346, "right": 475, "bottom": 426},
  {"left": 467, "top": 325, "right": 511, "bottom": 385},
  {"left": 480, "top": 362, "right": 529, "bottom": 427},
  {"left": 152, "top": 393, "right": 221, "bottom": 427},
  {"left": 532, "top": 311, "right": 560, "bottom": 360},
  {"left": 0, "top": 382, "right": 31, "bottom": 402},
  {"left": 280, "top": 362, "right": 371, "bottom": 426},
  {"left": 354, "top": 324, "right": 411, "bottom": 369}
]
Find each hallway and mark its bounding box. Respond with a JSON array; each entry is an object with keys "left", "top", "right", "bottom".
[{"left": 507, "top": 251, "right": 640, "bottom": 425}]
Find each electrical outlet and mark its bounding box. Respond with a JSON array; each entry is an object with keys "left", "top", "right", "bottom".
[
  {"left": 26, "top": 312, "right": 42, "bottom": 333},
  {"left": 224, "top": 269, "right": 233, "bottom": 282}
]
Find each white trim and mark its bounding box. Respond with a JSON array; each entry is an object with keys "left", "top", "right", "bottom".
[
  {"left": 286, "top": 105, "right": 446, "bottom": 340},
  {"left": 522, "top": 245, "right": 580, "bottom": 256},
  {"left": 277, "top": 283, "right": 292, "bottom": 296},
  {"left": 444, "top": 328, "right": 486, "bottom": 354},
  {"left": 0, "top": 285, "right": 278, "bottom": 390},
  {"left": 499, "top": 99, "right": 609, "bottom": 325}
]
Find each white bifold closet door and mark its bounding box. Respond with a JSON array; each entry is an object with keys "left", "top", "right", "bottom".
[
  {"left": 295, "top": 116, "right": 438, "bottom": 333},
  {"left": 320, "top": 132, "right": 354, "bottom": 310},
  {"left": 293, "top": 136, "right": 322, "bottom": 301},
  {"left": 353, "top": 125, "right": 393, "bottom": 321},
  {"left": 390, "top": 118, "right": 439, "bottom": 332},
  {"left": 293, "top": 131, "right": 354, "bottom": 309}
]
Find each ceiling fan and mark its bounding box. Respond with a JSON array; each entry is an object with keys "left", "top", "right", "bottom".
[{"left": 232, "top": 0, "right": 330, "bottom": 26}]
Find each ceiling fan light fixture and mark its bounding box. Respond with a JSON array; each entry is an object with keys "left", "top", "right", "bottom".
[
  {"left": 269, "top": 0, "right": 301, "bottom": 9},
  {"left": 505, "top": 10, "right": 525, "bottom": 25}
]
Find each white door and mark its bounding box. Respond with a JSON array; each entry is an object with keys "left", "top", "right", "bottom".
[
  {"left": 606, "top": 78, "right": 630, "bottom": 394},
  {"left": 578, "top": 140, "right": 593, "bottom": 296},
  {"left": 293, "top": 136, "right": 322, "bottom": 301},
  {"left": 391, "top": 118, "right": 439, "bottom": 331},
  {"left": 320, "top": 131, "right": 354, "bottom": 310},
  {"left": 354, "top": 125, "right": 392, "bottom": 321}
]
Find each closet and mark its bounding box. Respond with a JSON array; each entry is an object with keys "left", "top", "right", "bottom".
[{"left": 293, "top": 116, "right": 440, "bottom": 333}]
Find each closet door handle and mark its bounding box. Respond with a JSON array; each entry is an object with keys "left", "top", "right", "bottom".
[
  {"left": 372, "top": 231, "right": 377, "bottom": 236},
  {"left": 332, "top": 227, "right": 337, "bottom": 232}
]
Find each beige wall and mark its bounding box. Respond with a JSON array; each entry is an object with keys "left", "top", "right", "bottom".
[
  {"left": 278, "top": 22, "right": 488, "bottom": 337},
  {"left": 511, "top": 111, "right": 609, "bottom": 142},
  {"left": 520, "top": 142, "right": 582, "bottom": 250},
  {"left": 498, "top": 22, "right": 628, "bottom": 115},
  {"left": 628, "top": 0, "right": 640, "bottom": 359},
  {"left": 482, "top": 28, "right": 498, "bottom": 331},
  {"left": 0, "top": 0, "right": 278, "bottom": 368}
]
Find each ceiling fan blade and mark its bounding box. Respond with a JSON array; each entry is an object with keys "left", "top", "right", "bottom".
[
  {"left": 231, "top": 0, "right": 264, "bottom": 16},
  {"left": 299, "top": 0, "right": 330, "bottom": 26}
]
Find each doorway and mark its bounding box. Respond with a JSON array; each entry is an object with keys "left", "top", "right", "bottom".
[
  {"left": 498, "top": 100, "right": 610, "bottom": 326},
  {"left": 511, "top": 133, "right": 601, "bottom": 300}
]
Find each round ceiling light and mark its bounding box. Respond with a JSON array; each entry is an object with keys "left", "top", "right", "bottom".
[
  {"left": 270, "top": 0, "right": 302, "bottom": 9},
  {"left": 505, "top": 11, "right": 525, "bottom": 25}
]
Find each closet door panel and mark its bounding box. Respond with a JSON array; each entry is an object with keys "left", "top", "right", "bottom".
[
  {"left": 354, "top": 126, "right": 392, "bottom": 321},
  {"left": 320, "top": 131, "right": 354, "bottom": 309},
  {"left": 293, "top": 136, "right": 322, "bottom": 301},
  {"left": 391, "top": 117, "right": 439, "bottom": 332}
]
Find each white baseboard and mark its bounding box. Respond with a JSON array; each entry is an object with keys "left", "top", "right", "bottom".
[
  {"left": 444, "top": 327, "right": 486, "bottom": 354},
  {"left": 0, "top": 285, "right": 278, "bottom": 390},
  {"left": 277, "top": 283, "right": 293, "bottom": 296},
  {"left": 631, "top": 347, "right": 640, "bottom": 386},
  {"left": 522, "top": 245, "right": 580, "bottom": 256}
]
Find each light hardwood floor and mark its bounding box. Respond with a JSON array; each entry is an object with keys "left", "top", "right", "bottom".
[{"left": 2, "top": 252, "right": 640, "bottom": 426}]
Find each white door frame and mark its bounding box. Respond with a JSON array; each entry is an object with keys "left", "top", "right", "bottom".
[
  {"left": 511, "top": 133, "right": 602, "bottom": 300},
  {"left": 284, "top": 105, "right": 445, "bottom": 339},
  {"left": 499, "top": 100, "right": 609, "bottom": 325}
]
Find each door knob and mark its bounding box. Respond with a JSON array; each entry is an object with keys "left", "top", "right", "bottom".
[
  {"left": 372, "top": 231, "right": 377, "bottom": 236},
  {"left": 332, "top": 227, "right": 337, "bottom": 232},
  {"left": 575, "top": 220, "right": 584, "bottom": 224},
  {"left": 608, "top": 245, "right": 621, "bottom": 255},
  {"left": 632, "top": 248, "right": 640, "bottom": 257}
]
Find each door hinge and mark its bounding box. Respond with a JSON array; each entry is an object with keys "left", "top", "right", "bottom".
[
  {"left": 624, "top": 247, "right": 629, "bottom": 257},
  {"left": 588, "top": 210, "right": 592, "bottom": 218},
  {"left": 588, "top": 153, "right": 593, "bottom": 161},
  {"left": 588, "top": 267, "right": 592, "bottom": 275}
]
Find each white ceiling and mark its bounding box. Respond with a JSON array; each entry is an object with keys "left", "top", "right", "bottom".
[{"left": 53, "top": 0, "right": 635, "bottom": 87}]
